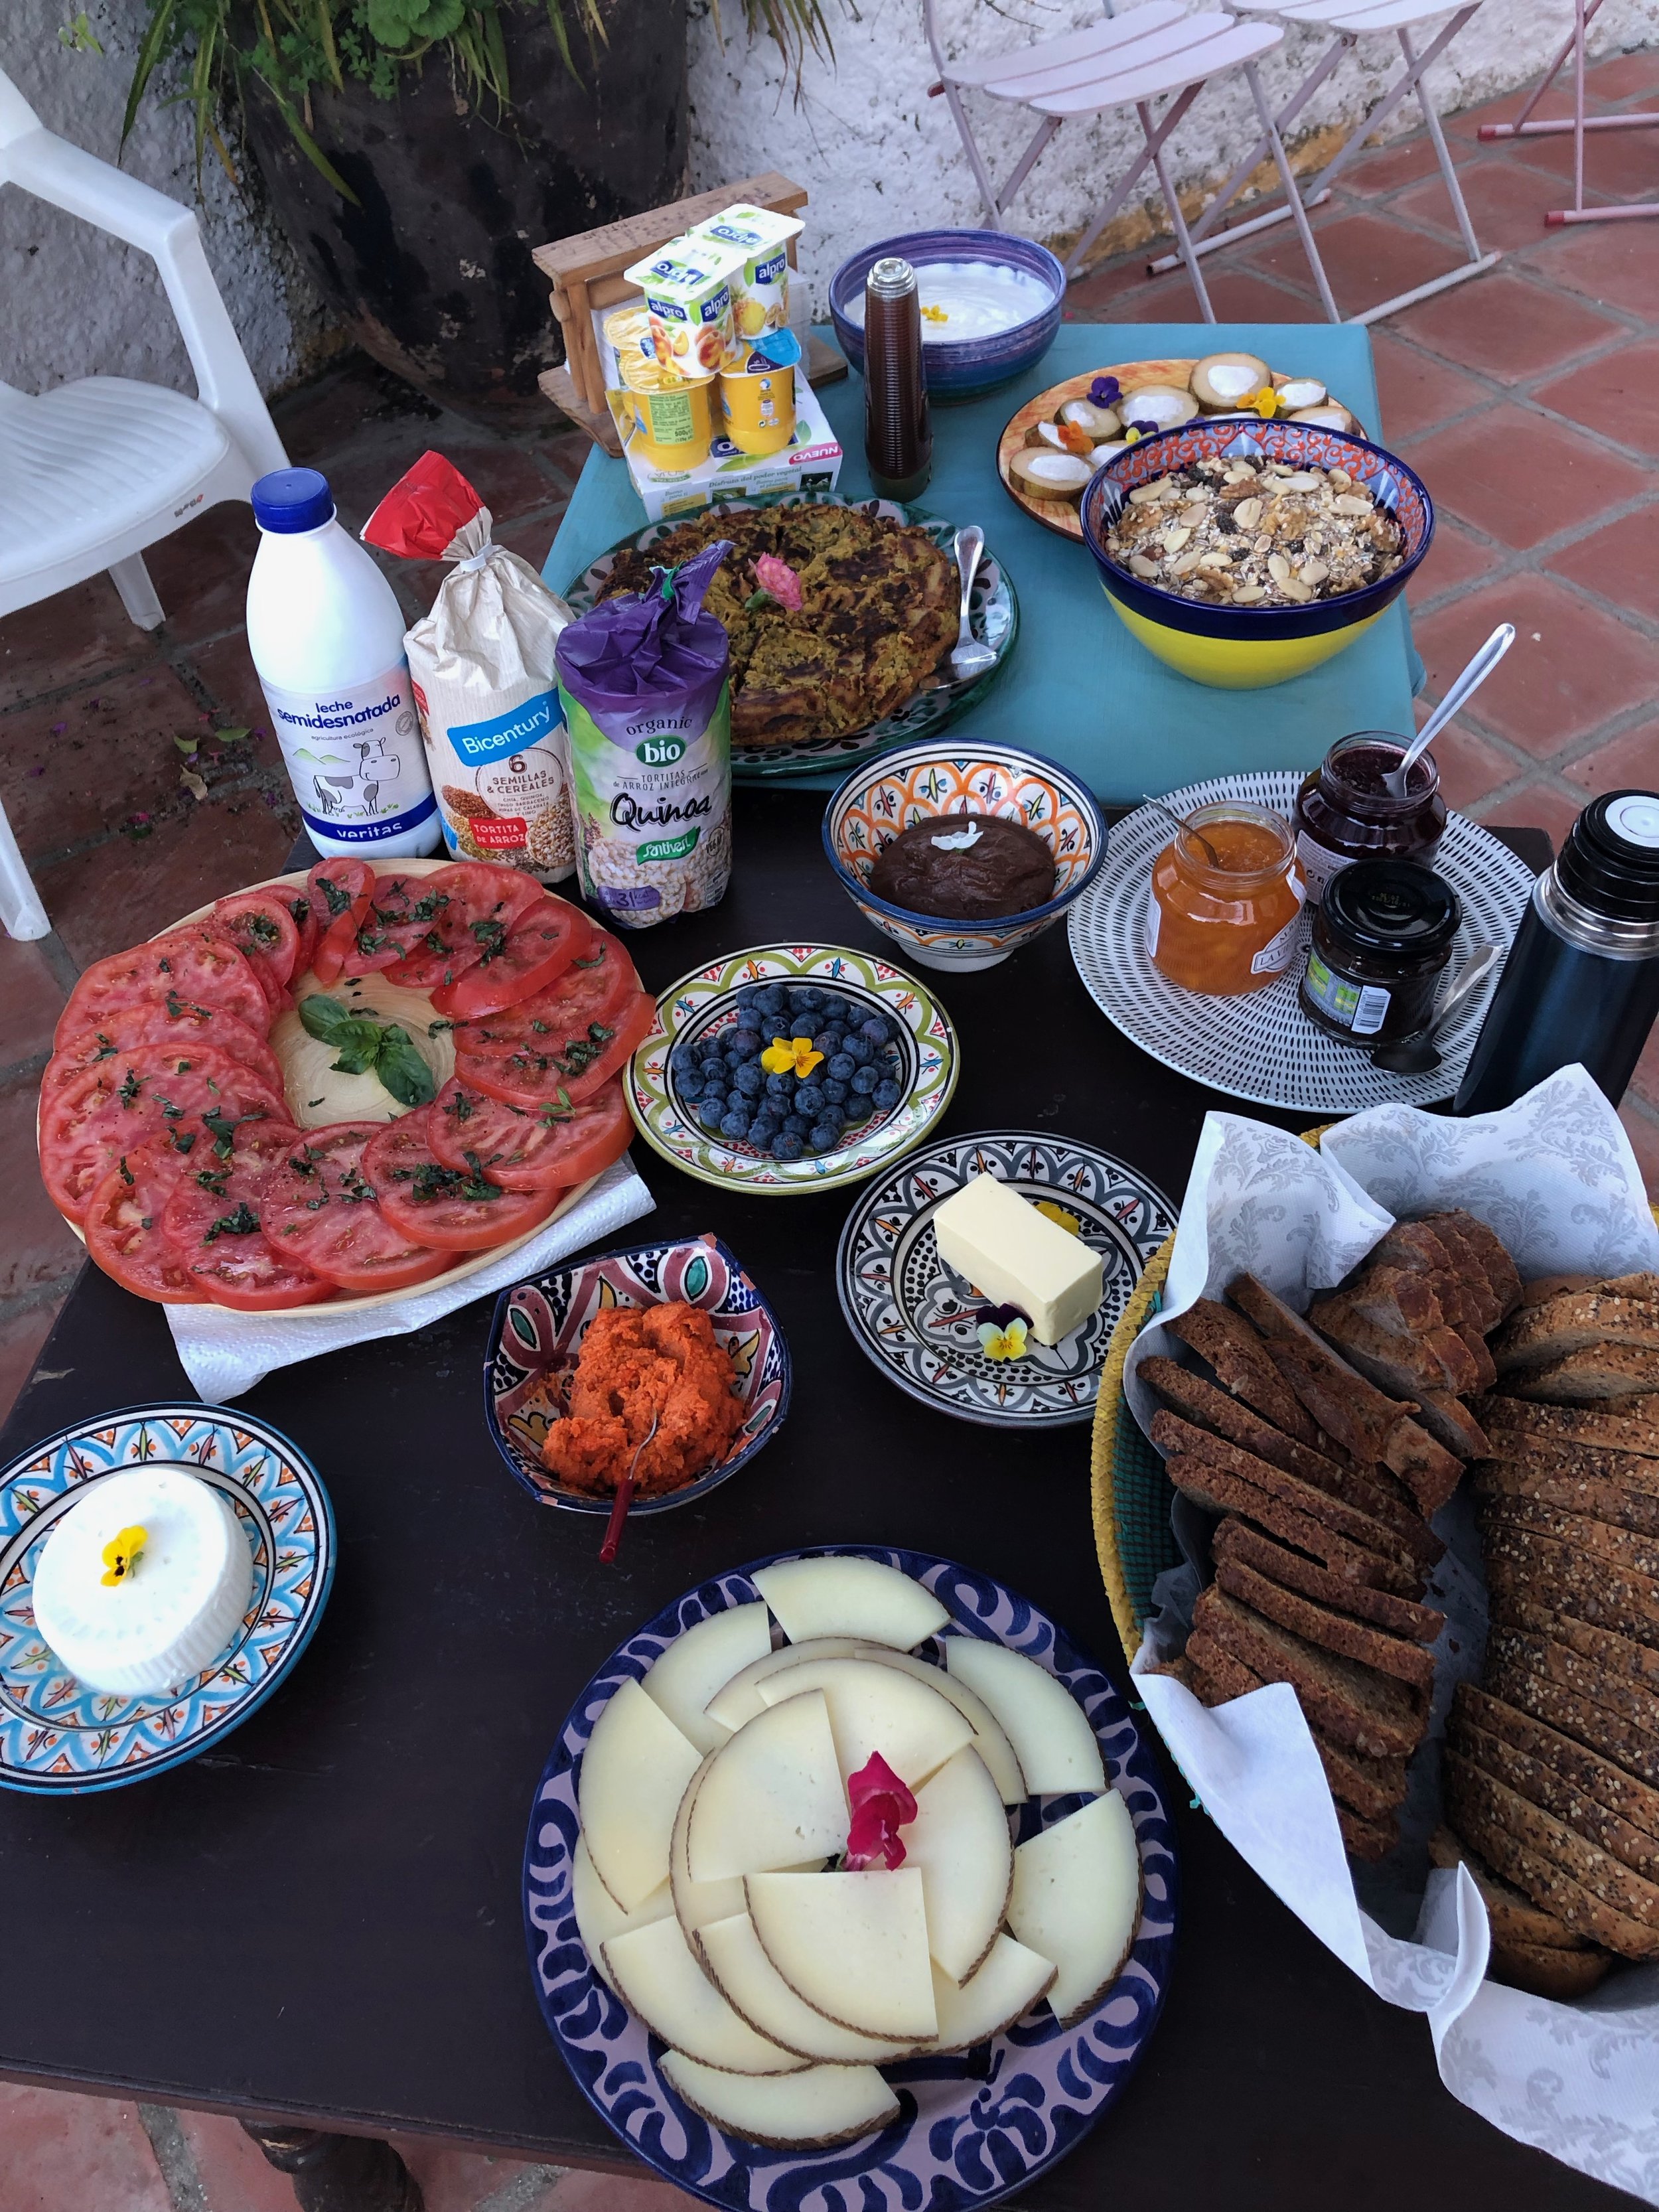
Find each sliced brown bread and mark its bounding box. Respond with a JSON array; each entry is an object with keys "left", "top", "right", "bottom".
[
  {"left": 1165, "top": 1300, "right": 1319, "bottom": 1443},
  {"left": 1213, "top": 1554, "right": 1435, "bottom": 1692},
  {"left": 1480, "top": 1495, "right": 1659, "bottom": 1583},
  {"left": 1228, "top": 1274, "right": 1415, "bottom": 1451},
  {"left": 1508, "top": 1346, "right": 1659, "bottom": 1404},
  {"left": 1377, "top": 1418, "right": 1467, "bottom": 1518},
  {"left": 1442, "top": 1753, "right": 1659, "bottom": 1935},
  {"left": 1457, "top": 1683, "right": 1659, "bottom": 1839},
  {"left": 1490, "top": 1935, "right": 1614, "bottom": 1999},
  {"left": 1486, "top": 1625, "right": 1659, "bottom": 1746},
  {"left": 1451, "top": 1714, "right": 1659, "bottom": 1880},
  {"left": 1546, "top": 1614, "right": 1659, "bottom": 1694},
  {"left": 1211, "top": 1519, "right": 1445, "bottom": 1643},
  {"left": 1480, "top": 1654, "right": 1659, "bottom": 1789},
  {"left": 1427, "top": 1822, "right": 1590, "bottom": 1949},
  {"left": 1140, "top": 1356, "right": 1443, "bottom": 1560},
  {"left": 1444, "top": 1767, "right": 1659, "bottom": 1955},
  {"left": 1338, "top": 1803, "right": 1399, "bottom": 1861},
  {"left": 1494, "top": 1291, "right": 1659, "bottom": 1374},
  {"left": 1484, "top": 1434, "right": 1659, "bottom": 1492},
  {"left": 1482, "top": 1523, "right": 1659, "bottom": 1647},
  {"left": 1184, "top": 1627, "right": 1263, "bottom": 1704},
  {"left": 1152, "top": 1413, "right": 1423, "bottom": 1572},
  {"left": 1426, "top": 1210, "right": 1522, "bottom": 1319},
  {"left": 1308, "top": 1286, "right": 1484, "bottom": 1397},
  {"left": 1410, "top": 1217, "right": 1504, "bottom": 1330},
  {"left": 1520, "top": 1272, "right": 1659, "bottom": 1308},
  {"left": 1370, "top": 1219, "right": 1458, "bottom": 1281},
  {"left": 1192, "top": 1585, "right": 1427, "bottom": 1759},
  {"left": 1473, "top": 1392, "right": 1659, "bottom": 1459},
  {"left": 1187, "top": 1626, "right": 1408, "bottom": 1828},
  {"left": 1165, "top": 1458, "right": 1421, "bottom": 1595},
  {"left": 1415, "top": 1389, "right": 1494, "bottom": 1461},
  {"left": 1473, "top": 1456, "right": 1659, "bottom": 1536}
]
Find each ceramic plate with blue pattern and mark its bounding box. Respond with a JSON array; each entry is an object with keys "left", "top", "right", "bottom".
[
  {"left": 523, "top": 1544, "right": 1178, "bottom": 2210},
  {"left": 0, "top": 1404, "right": 334, "bottom": 1795}
]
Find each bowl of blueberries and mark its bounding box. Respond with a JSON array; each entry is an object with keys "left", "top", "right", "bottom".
[{"left": 622, "top": 942, "right": 962, "bottom": 1195}]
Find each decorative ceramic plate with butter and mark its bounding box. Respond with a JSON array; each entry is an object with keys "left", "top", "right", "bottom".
[
  {"left": 0, "top": 1404, "right": 334, "bottom": 1795},
  {"left": 626, "top": 944, "right": 960, "bottom": 1197},
  {"left": 997, "top": 357, "right": 1366, "bottom": 544},
  {"left": 522, "top": 1542, "right": 1178, "bottom": 2212},
  {"left": 835, "top": 1133, "right": 1176, "bottom": 1427}
]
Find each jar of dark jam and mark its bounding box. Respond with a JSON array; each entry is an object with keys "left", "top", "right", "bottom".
[
  {"left": 1300, "top": 858, "right": 1461, "bottom": 1047},
  {"left": 1294, "top": 731, "right": 1447, "bottom": 906}
]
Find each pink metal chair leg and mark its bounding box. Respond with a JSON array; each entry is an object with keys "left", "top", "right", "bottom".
[{"left": 1479, "top": 0, "right": 1659, "bottom": 222}]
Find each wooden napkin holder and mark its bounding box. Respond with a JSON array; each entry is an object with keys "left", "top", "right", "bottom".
[{"left": 532, "top": 171, "right": 846, "bottom": 455}]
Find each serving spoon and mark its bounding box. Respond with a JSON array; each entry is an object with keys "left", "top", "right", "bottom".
[
  {"left": 1370, "top": 942, "right": 1503, "bottom": 1074},
  {"left": 948, "top": 526, "right": 997, "bottom": 682},
  {"left": 599, "top": 1410, "right": 659, "bottom": 1566},
  {"left": 1143, "top": 793, "right": 1221, "bottom": 866},
  {"left": 1384, "top": 623, "right": 1514, "bottom": 798}
]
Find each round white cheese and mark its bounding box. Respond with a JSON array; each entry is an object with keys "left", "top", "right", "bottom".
[{"left": 31, "top": 1467, "right": 254, "bottom": 1700}]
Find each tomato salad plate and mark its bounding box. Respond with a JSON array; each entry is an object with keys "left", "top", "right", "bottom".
[
  {"left": 37, "top": 857, "right": 647, "bottom": 1317},
  {"left": 524, "top": 1543, "right": 1178, "bottom": 2211},
  {"left": 626, "top": 946, "right": 960, "bottom": 1196}
]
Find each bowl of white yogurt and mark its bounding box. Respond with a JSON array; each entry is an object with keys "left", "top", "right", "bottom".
[{"left": 830, "top": 228, "right": 1064, "bottom": 399}]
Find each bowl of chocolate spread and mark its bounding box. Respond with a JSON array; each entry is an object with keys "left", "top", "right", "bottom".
[{"left": 824, "top": 739, "right": 1108, "bottom": 972}]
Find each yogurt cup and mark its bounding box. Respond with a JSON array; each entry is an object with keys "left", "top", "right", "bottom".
[
  {"left": 620, "top": 369, "right": 715, "bottom": 470},
  {"left": 690, "top": 204, "right": 804, "bottom": 342},
  {"left": 624, "top": 236, "right": 747, "bottom": 380}
]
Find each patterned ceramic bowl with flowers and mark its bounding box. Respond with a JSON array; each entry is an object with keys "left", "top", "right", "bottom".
[
  {"left": 824, "top": 740, "right": 1108, "bottom": 973},
  {"left": 484, "top": 1234, "right": 791, "bottom": 1516}
]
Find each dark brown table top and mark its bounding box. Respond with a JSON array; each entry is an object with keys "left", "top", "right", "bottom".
[{"left": 1, "top": 792, "right": 1611, "bottom": 2211}]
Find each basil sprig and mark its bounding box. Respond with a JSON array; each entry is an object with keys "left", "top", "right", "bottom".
[{"left": 297, "top": 995, "right": 436, "bottom": 1109}]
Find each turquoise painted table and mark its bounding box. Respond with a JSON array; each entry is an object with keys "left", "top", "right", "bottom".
[{"left": 541, "top": 322, "right": 1421, "bottom": 800}]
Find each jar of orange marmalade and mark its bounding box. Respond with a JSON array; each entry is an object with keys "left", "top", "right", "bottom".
[{"left": 1146, "top": 802, "right": 1305, "bottom": 995}]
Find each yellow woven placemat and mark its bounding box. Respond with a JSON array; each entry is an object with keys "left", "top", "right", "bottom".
[{"left": 1091, "top": 1231, "right": 1178, "bottom": 1668}]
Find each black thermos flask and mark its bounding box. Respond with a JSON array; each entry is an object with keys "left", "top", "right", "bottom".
[{"left": 1455, "top": 790, "right": 1659, "bottom": 1114}]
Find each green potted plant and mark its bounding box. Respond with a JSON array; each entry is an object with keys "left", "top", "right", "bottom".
[{"left": 125, "top": 0, "right": 833, "bottom": 419}]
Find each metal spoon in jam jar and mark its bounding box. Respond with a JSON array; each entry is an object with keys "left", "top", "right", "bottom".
[{"left": 1384, "top": 624, "right": 1514, "bottom": 799}]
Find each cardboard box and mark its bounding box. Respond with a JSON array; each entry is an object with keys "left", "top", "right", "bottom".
[{"left": 609, "top": 372, "right": 844, "bottom": 523}]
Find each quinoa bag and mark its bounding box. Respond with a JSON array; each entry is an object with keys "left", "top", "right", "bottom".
[
  {"left": 554, "top": 542, "right": 733, "bottom": 930},
  {"left": 362, "top": 451, "right": 577, "bottom": 882}
]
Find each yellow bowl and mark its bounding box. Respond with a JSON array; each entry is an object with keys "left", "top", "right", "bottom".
[{"left": 1104, "top": 589, "right": 1386, "bottom": 690}]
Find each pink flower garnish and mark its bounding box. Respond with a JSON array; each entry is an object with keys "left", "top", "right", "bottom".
[
  {"left": 753, "top": 553, "right": 803, "bottom": 612},
  {"left": 843, "top": 1751, "right": 917, "bottom": 1870}
]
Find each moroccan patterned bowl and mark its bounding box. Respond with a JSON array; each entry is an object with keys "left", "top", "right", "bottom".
[
  {"left": 483, "top": 1234, "right": 791, "bottom": 1516},
  {"left": 1079, "top": 419, "right": 1434, "bottom": 691},
  {"left": 828, "top": 228, "right": 1064, "bottom": 400},
  {"left": 823, "top": 740, "right": 1108, "bottom": 972}
]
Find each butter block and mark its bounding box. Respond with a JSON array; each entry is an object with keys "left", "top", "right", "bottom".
[{"left": 932, "top": 1173, "right": 1103, "bottom": 1347}]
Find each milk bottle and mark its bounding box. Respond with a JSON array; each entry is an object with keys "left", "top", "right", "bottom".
[{"left": 246, "top": 467, "right": 441, "bottom": 858}]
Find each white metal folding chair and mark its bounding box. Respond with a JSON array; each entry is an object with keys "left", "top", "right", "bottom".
[
  {"left": 0, "top": 65, "right": 288, "bottom": 942},
  {"left": 1149, "top": 0, "right": 1501, "bottom": 320},
  {"left": 1478, "top": 0, "right": 1659, "bottom": 228},
  {"left": 924, "top": 0, "right": 1345, "bottom": 317}
]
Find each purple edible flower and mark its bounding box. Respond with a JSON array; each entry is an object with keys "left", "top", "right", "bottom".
[{"left": 1089, "top": 375, "right": 1122, "bottom": 407}]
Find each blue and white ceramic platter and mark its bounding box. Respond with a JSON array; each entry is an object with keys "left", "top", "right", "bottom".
[
  {"left": 523, "top": 1544, "right": 1178, "bottom": 2211},
  {"left": 0, "top": 1404, "right": 335, "bottom": 1794}
]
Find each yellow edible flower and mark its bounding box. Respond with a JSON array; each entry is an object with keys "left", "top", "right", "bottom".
[
  {"left": 760, "top": 1035, "right": 825, "bottom": 1080},
  {"left": 977, "top": 1315, "right": 1029, "bottom": 1363},
  {"left": 1035, "top": 1201, "right": 1082, "bottom": 1236},
  {"left": 102, "top": 1525, "right": 147, "bottom": 1585},
  {"left": 920, "top": 303, "right": 950, "bottom": 325},
  {"left": 1250, "top": 386, "right": 1282, "bottom": 419}
]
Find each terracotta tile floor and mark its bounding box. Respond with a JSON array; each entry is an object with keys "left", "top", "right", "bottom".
[{"left": 3, "top": 55, "right": 1659, "bottom": 2208}]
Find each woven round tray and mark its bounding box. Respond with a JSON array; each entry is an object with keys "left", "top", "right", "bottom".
[{"left": 1068, "top": 772, "right": 1536, "bottom": 1114}]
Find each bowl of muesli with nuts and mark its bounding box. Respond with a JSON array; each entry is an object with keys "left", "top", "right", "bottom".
[{"left": 1079, "top": 419, "right": 1433, "bottom": 691}]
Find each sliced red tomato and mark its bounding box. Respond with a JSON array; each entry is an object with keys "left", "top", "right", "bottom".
[
  {"left": 159, "top": 1119, "right": 332, "bottom": 1309},
  {"left": 308, "top": 858, "right": 378, "bottom": 986},
  {"left": 449, "top": 928, "right": 638, "bottom": 1067},
  {"left": 427, "top": 861, "right": 547, "bottom": 930},
  {"left": 83, "top": 1141, "right": 206, "bottom": 1304},
  {"left": 267, "top": 881, "right": 321, "bottom": 978},
  {"left": 459, "top": 988, "right": 656, "bottom": 1109},
  {"left": 428, "top": 1074, "right": 630, "bottom": 1192},
  {"left": 429, "top": 895, "right": 593, "bottom": 1020},
  {"left": 39, "top": 1043, "right": 287, "bottom": 1223},
  {"left": 335, "top": 872, "right": 462, "bottom": 979},
  {"left": 364, "top": 1107, "right": 561, "bottom": 1252},
  {"left": 212, "top": 890, "right": 301, "bottom": 998},
  {"left": 47, "top": 1002, "right": 284, "bottom": 1099},
  {"left": 260, "top": 1120, "right": 449, "bottom": 1293},
  {"left": 56, "top": 925, "right": 271, "bottom": 1045}
]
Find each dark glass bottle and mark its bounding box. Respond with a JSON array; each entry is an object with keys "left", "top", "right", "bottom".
[
  {"left": 863, "top": 258, "right": 932, "bottom": 502},
  {"left": 1293, "top": 731, "right": 1447, "bottom": 906},
  {"left": 1299, "top": 858, "right": 1461, "bottom": 1047},
  {"left": 1455, "top": 790, "right": 1659, "bottom": 1112}
]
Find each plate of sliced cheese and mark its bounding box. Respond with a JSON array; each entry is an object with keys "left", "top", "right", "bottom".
[{"left": 524, "top": 1546, "right": 1177, "bottom": 2210}]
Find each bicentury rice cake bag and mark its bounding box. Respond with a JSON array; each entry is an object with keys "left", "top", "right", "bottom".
[
  {"left": 553, "top": 542, "right": 733, "bottom": 930},
  {"left": 362, "top": 451, "right": 577, "bottom": 882}
]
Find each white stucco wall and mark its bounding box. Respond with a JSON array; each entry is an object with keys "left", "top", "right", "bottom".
[
  {"left": 687, "top": 0, "right": 1659, "bottom": 308},
  {"left": 0, "top": 0, "right": 332, "bottom": 399}
]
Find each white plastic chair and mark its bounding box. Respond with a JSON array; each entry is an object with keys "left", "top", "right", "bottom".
[
  {"left": 1147, "top": 0, "right": 1500, "bottom": 319},
  {"left": 0, "top": 65, "right": 288, "bottom": 942},
  {"left": 924, "top": 0, "right": 1336, "bottom": 313}
]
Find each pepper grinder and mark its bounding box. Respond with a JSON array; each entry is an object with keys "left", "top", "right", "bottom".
[
  {"left": 1455, "top": 790, "right": 1659, "bottom": 1113},
  {"left": 863, "top": 257, "right": 932, "bottom": 502}
]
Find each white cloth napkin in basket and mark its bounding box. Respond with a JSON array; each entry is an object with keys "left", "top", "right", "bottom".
[{"left": 166, "top": 1155, "right": 655, "bottom": 1401}]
